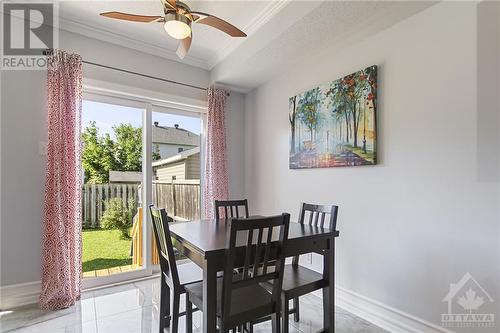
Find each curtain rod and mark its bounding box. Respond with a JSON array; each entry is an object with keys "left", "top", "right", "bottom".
[{"left": 42, "top": 50, "right": 230, "bottom": 96}]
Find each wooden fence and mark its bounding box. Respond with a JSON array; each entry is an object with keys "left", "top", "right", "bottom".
[
  {"left": 82, "top": 184, "right": 139, "bottom": 228},
  {"left": 82, "top": 180, "right": 200, "bottom": 228},
  {"left": 151, "top": 180, "right": 201, "bottom": 221}
]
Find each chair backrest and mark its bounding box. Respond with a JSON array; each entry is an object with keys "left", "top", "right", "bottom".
[
  {"left": 220, "top": 214, "right": 290, "bottom": 327},
  {"left": 293, "top": 203, "right": 338, "bottom": 266},
  {"left": 149, "top": 205, "right": 180, "bottom": 287},
  {"left": 215, "top": 199, "right": 249, "bottom": 221},
  {"left": 298, "top": 203, "right": 339, "bottom": 230}
]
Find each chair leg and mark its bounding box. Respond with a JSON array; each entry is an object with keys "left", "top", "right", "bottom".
[
  {"left": 271, "top": 313, "right": 280, "bottom": 333},
  {"left": 185, "top": 293, "right": 192, "bottom": 333},
  {"left": 160, "top": 280, "right": 170, "bottom": 332},
  {"left": 293, "top": 297, "right": 300, "bottom": 322},
  {"left": 281, "top": 296, "right": 289, "bottom": 333},
  {"left": 171, "top": 292, "right": 180, "bottom": 333}
]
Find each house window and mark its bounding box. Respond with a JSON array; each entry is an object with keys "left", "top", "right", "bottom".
[{"left": 178, "top": 147, "right": 184, "bottom": 153}]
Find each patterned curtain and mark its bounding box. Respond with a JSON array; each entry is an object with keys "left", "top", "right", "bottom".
[
  {"left": 39, "top": 50, "right": 83, "bottom": 310},
  {"left": 203, "top": 87, "right": 229, "bottom": 219}
]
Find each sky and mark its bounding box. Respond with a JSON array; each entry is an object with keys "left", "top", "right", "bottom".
[{"left": 82, "top": 100, "right": 201, "bottom": 138}]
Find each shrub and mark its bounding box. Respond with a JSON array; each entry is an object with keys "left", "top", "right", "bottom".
[{"left": 100, "top": 198, "right": 135, "bottom": 239}]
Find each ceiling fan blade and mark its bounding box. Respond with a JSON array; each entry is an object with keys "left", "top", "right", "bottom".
[
  {"left": 162, "top": 0, "right": 177, "bottom": 10},
  {"left": 176, "top": 35, "right": 192, "bottom": 59},
  {"left": 191, "top": 11, "right": 246, "bottom": 37},
  {"left": 100, "top": 12, "right": 163, "bottom": 23}
]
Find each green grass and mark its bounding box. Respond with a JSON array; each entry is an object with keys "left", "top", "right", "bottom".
[{"left": 82, "top": 229, "right": 132, "bottom": 272}]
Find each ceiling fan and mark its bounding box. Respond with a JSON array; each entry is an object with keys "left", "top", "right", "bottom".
[{"left": 100, "top": 0, "right": 247, "bottom": 59}]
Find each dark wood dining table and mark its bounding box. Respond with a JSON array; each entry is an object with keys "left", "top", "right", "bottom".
[{"left": 169, "top": 219, "right": 339, "bottom": 333}]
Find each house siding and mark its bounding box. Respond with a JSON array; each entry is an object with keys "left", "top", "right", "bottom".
[
  {"left": 185, "top": 154, "right": 200, "bottom": 179},
  {"left": 155, "top": 143, "right": 197, "bottom": 159},
  {"left": 154, "top": 153, "right": 200, "bottom": 181},
  {"left": 154, "top": 161, "right": 186, "bottom": 181}
]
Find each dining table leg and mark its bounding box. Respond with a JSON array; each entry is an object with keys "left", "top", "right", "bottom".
[
  {"left": 203, "top": 255, "right": 218, "bottom": 333},
  {"left": 323, "top": 236, "right": 335, "bottom": 333}
]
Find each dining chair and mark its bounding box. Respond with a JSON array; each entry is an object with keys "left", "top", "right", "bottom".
[
  {"left": 250, "top": 203, "right": 339, "bottom": 333},
  {"left": 215, "top": 199, "right": 249, "bottom": 221},
  {"left": 184, "top": 214, "right": 291, "bottom": 333},
  {"left": 149, "top": 205, "right": 201, "bottom": 333}
]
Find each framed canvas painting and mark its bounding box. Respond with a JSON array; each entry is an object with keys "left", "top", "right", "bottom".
[{"left": 289, "top": 65, "right": 377, "bottom": 169}]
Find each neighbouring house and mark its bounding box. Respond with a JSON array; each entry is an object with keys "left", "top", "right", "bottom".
[
  {"left": 108, "top": 170, "right": 142, "bottom": 184},
  {"left": 152, "top": 147, "right": 200, "bottom": 181},
  {"left": 153, "top": 122, "right": 199, "bottom": 159}
]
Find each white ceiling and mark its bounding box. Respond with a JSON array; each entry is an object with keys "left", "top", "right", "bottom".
[
  {"left": 58, "top": 0, "right": 287, "bottom": 69},
  {"left": 57, "top": 1, "right": 437, "bottom": 90}
]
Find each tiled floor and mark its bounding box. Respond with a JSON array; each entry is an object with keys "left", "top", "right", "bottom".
[{"left": 0, "top": 276, "right": 387, "bottom": 333}]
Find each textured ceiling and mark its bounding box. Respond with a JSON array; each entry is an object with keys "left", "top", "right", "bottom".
[{"left": 210, "top": 1, "right": 437, "bottom": 91}]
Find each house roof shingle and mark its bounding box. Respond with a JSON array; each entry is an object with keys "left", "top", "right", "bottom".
[{"left": 152, "top": 124, "right": 199, "bottom": 146}]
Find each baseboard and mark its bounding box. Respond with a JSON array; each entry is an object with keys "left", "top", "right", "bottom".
[
  {"left": 0, "top": 281, "right": 41, "bottom": 310},
  {"left": 0, "top": 274, "right": 162, "bottom": 310},
  {"left": 333, "top": 286, "right": 455, "bottom": 333}
]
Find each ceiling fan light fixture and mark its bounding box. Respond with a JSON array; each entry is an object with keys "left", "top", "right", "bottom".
[{"left": 164, "top": 12, "right": 191, "bottom": 39}]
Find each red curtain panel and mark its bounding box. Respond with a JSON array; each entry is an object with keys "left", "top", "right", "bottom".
[
  {"left": 203, "top": 87, "right": 229, "bottom": 219},
  {"left": 39, "top": 49, "right": 83, "bottom": 310}
]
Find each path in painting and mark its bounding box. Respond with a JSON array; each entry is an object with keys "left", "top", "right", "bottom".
[{"left": 290, "top": 149, "right": 369, "bottom": 168}]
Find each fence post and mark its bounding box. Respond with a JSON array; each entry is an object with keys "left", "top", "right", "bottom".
[{"left": 172, "top": 181, "right": 177, "bottom": 217}]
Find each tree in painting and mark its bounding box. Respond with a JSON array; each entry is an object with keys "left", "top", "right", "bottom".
[
  {"left": 296, "top": 87, "right": 323, "bottom": 144},
  {"left": 289, "top": 65, "right": 377, "bottom": 169}
]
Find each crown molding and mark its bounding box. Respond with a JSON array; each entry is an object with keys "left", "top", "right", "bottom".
[
  {"left": 206, "top": 0, "right": 290, "bottom": 69},
  {"left": 58, "top": 16, "right": 211, "bottom": 70},
  {"left": 56, "top": 1, "right": 290, "bottom": 72}
]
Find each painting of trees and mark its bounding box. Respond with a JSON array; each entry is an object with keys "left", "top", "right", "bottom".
[{"left": 289, "top": 65, "right": 377, "bottom": 169}]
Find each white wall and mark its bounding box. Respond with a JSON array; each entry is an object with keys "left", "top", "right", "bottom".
[
  {"left": 0, "top": 27, "right": 210, "bottom": 287},
  {"left": 244, "top": 2, "right": 499, "bottom": 330}
]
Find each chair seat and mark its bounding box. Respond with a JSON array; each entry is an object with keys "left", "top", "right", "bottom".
[
  {"left": 185, "top": 276, "right": 274, "bottom": 325},
  {"left": 164, "top": 262, "right": 203, "bottom": 287},
  {"left": 262, "top": 264, "right": 328, "bottom": 299}
]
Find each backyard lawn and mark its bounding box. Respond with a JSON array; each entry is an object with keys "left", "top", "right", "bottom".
[{"left": 82, "top": 229, "right": 132, "bottom": 272}]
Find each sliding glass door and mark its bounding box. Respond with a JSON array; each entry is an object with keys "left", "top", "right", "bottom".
[{"left": 80, "top": 91, "right": 205, "bottom": 288}]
